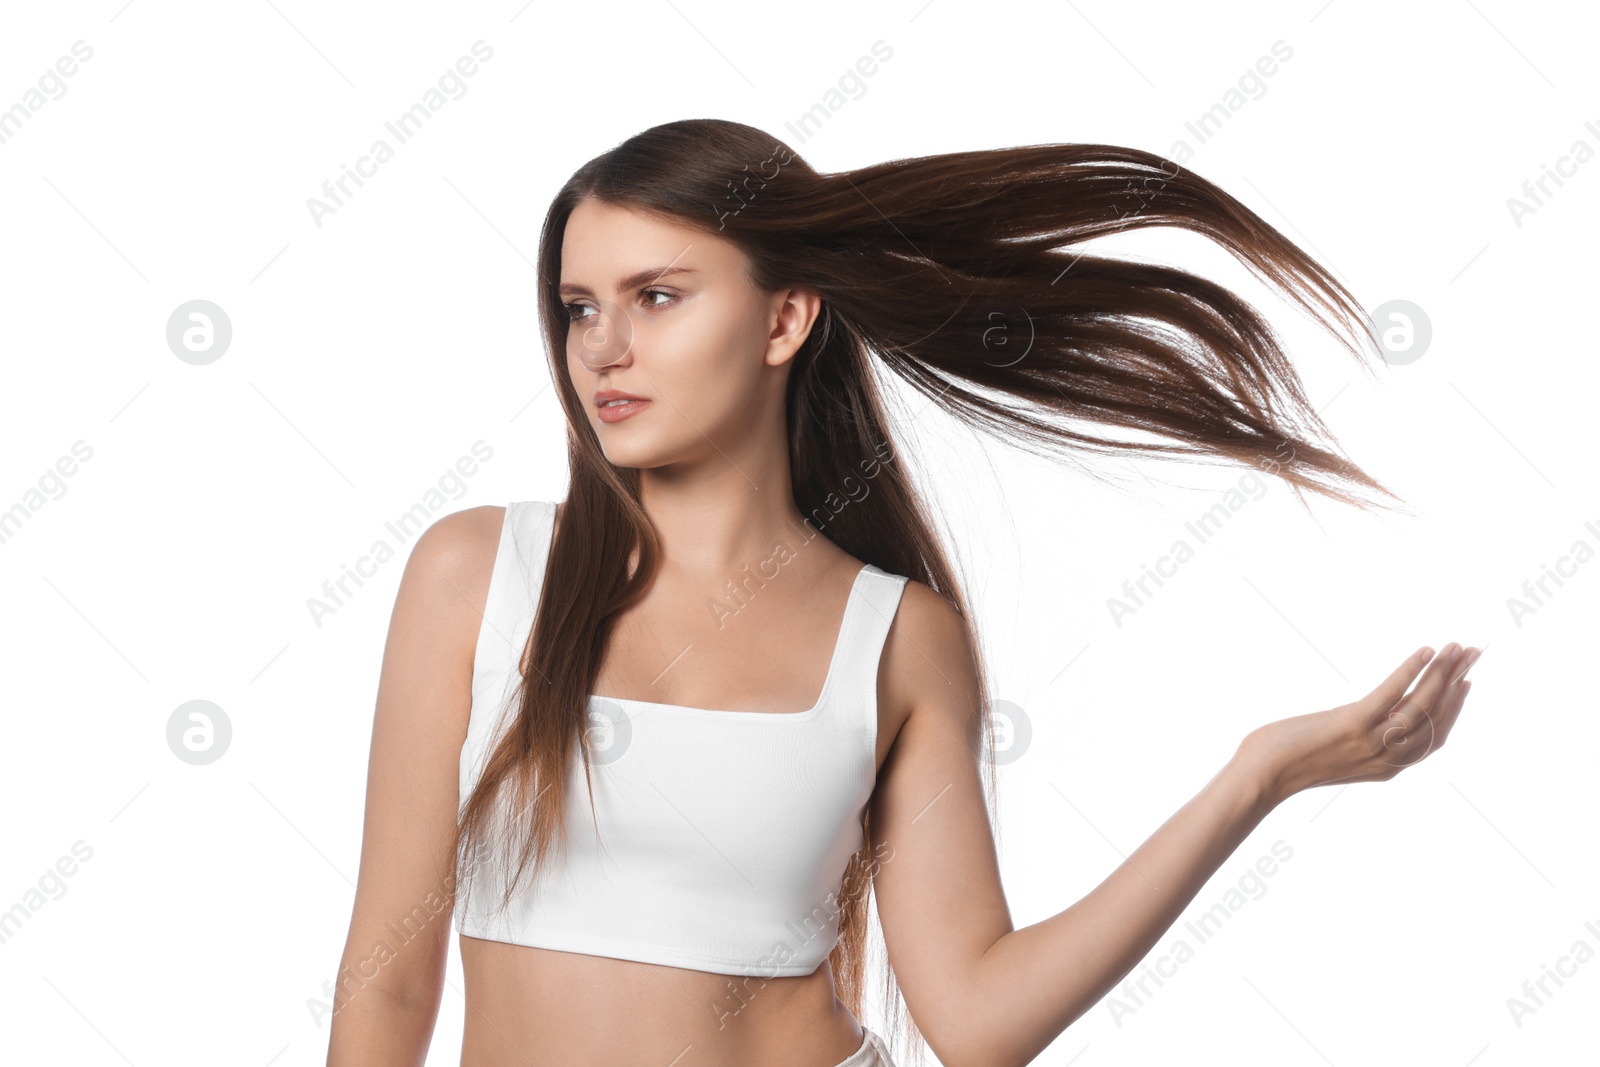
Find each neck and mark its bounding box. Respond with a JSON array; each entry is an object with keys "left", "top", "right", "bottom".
[{"left": 636, "top": 447, "right": 814, "bottom": 579}]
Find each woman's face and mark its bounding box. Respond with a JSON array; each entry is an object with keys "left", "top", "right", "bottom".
[{"left": 559, "top": 197, "right": 818, "bottom": 470}]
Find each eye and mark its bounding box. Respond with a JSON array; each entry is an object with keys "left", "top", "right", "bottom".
[{"left": 562, "top": 288, "right": 677, "bottom": 324}]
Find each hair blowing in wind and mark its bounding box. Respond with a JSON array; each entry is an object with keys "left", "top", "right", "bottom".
[{"left": 452, "top": 117, "right": 1400, "bottom": 1066}]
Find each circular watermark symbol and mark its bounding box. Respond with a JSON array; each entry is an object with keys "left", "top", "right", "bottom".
[
  {"left": 966, "top": 306, "right": 1034, "bottom": 368},
  {"left": 1366, "top": 299, "right": 1432, "bottom": 366},
  {"left": 567, "top": 295, "right": 636, "bottom": 371},
  {"left": 584, "top": 698, "right": 633, "bottom": 765},
  {"left": 166, "top": 300, "right": 233, "bottom": 365},
  {"left": 989, "top": 698, "right": 1033, "bottom": 765},
  {"left": 1380, "top": 700, "right": 1435, "bottom": 769},
  {"left": 166, "top": 699, "right": 232, "bottom": 765}
]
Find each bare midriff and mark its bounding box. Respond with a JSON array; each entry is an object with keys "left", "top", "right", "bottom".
[
  {"left": 458, "top": 940, "right": 866, "bottom": 1066},
  {"left": 455, "top": 710, "right": 905, "bottom": 1066}
]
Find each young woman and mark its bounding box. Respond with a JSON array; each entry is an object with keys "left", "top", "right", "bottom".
[{"left": 327, "top": 119, "right": 1479, "bottom": 1067}]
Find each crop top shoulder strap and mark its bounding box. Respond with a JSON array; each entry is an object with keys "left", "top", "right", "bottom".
[
  {"left": 463, "top": 500, "right": 556, "bottom": 757},
  {"left": 463, "top": 499, "right": 911, "bottom": 763}
]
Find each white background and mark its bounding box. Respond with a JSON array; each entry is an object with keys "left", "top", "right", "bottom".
[{"left": 1, "top": 0, "right": 1594, "bottom": 1064}]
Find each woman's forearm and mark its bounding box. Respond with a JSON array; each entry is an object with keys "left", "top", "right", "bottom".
[
  {"left": 960, "top": 747, "right": 1274, "bottom": 1067},
  {"left": 946, "top": 645, "right": 1475, "bottom": 1067}
]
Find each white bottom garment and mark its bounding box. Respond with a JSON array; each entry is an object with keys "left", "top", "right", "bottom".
[{"left": 830, "top": 1026, "right": 897, "bottom": 1067}]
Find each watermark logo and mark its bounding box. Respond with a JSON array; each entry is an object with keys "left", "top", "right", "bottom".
[
  {"left": 166, "top": 300, "right": 233, "bottom": 365},
  {"left": 166, "top": 699, "right": 232, "bottom": 765},
  {"left": 1105, "top": 839, "right": 1295, "bottom": 1027},
  {"left": 0, "top": 840, "right": 94, "bottom": 947},
  {"left": 0, "top": 439, "right": 94, "bottom": 548},
  {"left": 1506, "top": 119, "right": 1600, "bottom": 229},
  {"left": 0, "top": 40, "right": 94, "bottom": 148},
  {"left": 1167, "top": 39, "right": 1294, "bottom": 163},
  {"left": 710, "top": 839, "right": 895, "bottom": 1026},
  {"left": 306, "top": 440, "right": 494, "bottom": 628},
  {"left": 584, "top": 699, "right": 633, "bottom": 765},
  {"left": 715, "top": 144, "right": 796, "bottom": 230},
  {"left": 305, "top": 41, "right": 494, "bottom": 229},
  {"left": 1505, "top": 518, "right": 1600, "bottom": 629},
  {"left": 990, "top": 699, "right": 1033, "bottom": 765},
  {"left": 781, "top": 40, "right": 894, "bottom": 146},
  {"left": 1505, "top": 918, "right": 1600, "bottom": 1029},
  {"left": 966, "top": 306, "right": 1034, "bottom": 368},
  {"left": 1367, "top": 298, "right": 1432, "bottom": 366},
  {"left": 1106, "top": 445, "right": 1294, "bottom": 628},
  {"left": 307, "top": 873, "right": 459, "bottom": 1027},
  {"left": 567, "top": 293, "right": 636, "bottom": 371},
  {"left": 703, "top": 435, "right": 897, "bottom": 633}
]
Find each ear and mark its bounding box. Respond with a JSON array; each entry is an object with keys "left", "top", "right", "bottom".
[{"left": 764, "top": 287, "right": 823, "bottom": 368}]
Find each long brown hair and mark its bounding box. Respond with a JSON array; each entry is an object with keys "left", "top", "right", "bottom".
[{"left": 453, "top": 118, "right": 1399, "bottom": 1065}]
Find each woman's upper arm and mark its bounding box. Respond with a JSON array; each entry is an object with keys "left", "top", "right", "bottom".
[
  {"left": 868, "top": 580, "right": 1014, "bottom": 1058},
  {"left": 334, "top": 504, "right": 504, "bottom": 1010}
]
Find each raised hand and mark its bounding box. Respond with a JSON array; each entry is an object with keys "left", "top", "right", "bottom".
[{"left": 1239, "top": 643, "right": 1481, "bottom": 806}]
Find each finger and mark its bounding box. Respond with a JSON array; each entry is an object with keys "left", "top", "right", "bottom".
[
  {"left": 1448, "top": 646, "right": 1483, "bottom": 687},
  {"left": 1363, "top": 645, "right": 1437, "bottom": 715},
  {"left": 1388, "top": 658, "right": 1475, "bottom": 767},
  {"left": 1432, "top": 678, "right": 1472, "bottom": 749},
  {"left": 1388, "top": 676, "right": 1470, "bottom": 771},
  {"left": 1377, "top": 646, "right": 1463, "bottom": 765},
  {"left": 1395, "top": 642, "right": 1463, "bottom": 722}
]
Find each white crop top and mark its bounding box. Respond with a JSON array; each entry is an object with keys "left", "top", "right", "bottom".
[{"left": 455, "top": 500, "right": 909, "bottom": 977}]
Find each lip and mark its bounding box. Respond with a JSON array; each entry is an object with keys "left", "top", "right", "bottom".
[
  {"left": 593, "top": 388, "right": 649, "bottom": 407},
  {"left": 594, "top": 389, "right": 652, "bottom": 424}
]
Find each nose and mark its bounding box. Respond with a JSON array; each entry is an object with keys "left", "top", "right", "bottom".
[{"left": 569, "top": 294, "right": 637, "bottom": 371}]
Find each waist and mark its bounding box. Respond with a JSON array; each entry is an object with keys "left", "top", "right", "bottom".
[{"left": 458, "top": 934, "right": 865, "bottom": 1067}]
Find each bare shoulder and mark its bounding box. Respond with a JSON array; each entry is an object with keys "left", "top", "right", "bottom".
[
  {"left": 390, "top": 505, "right": 507, "bottom": 664},
  {"left": 410, "top": 504, "right": 505, "bottom": 574},
  {"left": 879, "top": 577, "right": 983, "bottom": 750}
]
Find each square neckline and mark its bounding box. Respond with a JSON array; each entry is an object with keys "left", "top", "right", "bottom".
[{"left": 587, "top": 561, "right": 878, "bottom": 722}]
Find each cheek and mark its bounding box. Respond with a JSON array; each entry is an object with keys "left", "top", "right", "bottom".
[
  {"left": 660, "top": 322, "right": 766, "bottom": 420},
  {"left": 643, "top": 311, "right": 737, "bottom": 389},
  {"left": 565, "top": 357, "right": 593, "bottom": 417}
]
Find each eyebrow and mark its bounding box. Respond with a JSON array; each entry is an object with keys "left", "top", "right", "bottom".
[{"left": 558, "top": 266, "right": 699, "bottom": 297}]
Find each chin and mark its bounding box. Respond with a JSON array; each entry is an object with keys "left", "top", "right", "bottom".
[
  {"left": 594, "top": 414, "right": 716, "bottom": 470},
  {"left": 597, "top": 436, "right": 677, "bottom": 470}
]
